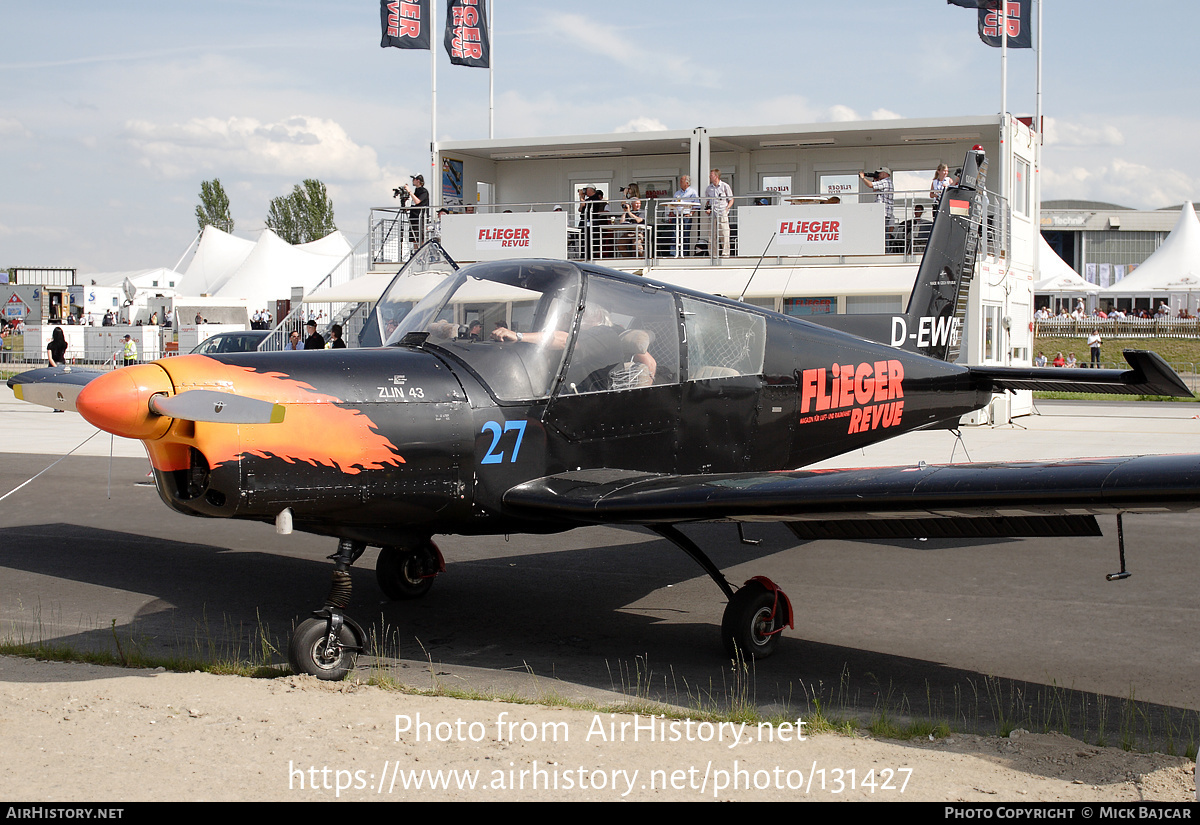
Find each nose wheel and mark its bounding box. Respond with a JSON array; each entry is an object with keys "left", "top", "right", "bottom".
[{"left": 289, "top": 610, "right": 364, "bottom": 681}]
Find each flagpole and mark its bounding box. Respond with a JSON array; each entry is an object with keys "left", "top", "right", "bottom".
[
  {"left": 1000, "top": 0, "right": 1008, "bottom": 231},
  {"left": 431, "top": 0, "right": 439, "bottom": 208},
  {"left": 1033, "top": 0, "right": 1043, "bottom": 289},
  {"left": 488, "top": 0, "right": 494, "bottom": 139}
]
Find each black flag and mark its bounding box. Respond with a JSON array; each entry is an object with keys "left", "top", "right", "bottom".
[
  {"left": 444, "top": 0, "right": 490, "bottom": 68},
  {"left": 947, "top": 1, "right": 1032, "bottom": 49},
  {"left": 978, "top": 1, "right": 1032, "bottom": 48},
  {"left": 380, "top": 0, "right": 431, "bottom": 50}
]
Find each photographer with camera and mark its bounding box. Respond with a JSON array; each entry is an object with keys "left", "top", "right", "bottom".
[
  {"left": 859, "top": 166, "right": 897, "bottom": 252},
  {"left": 407, "top": 174, "right": 429, "bottom": 248}
]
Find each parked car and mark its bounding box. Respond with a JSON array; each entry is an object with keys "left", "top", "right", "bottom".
[{"left": 189, "top": 330, "right": 271, "bottom": 355}]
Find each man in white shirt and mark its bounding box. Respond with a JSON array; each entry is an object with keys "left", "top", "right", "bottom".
[
  {"left": 859, "top": 166, "right": 895, "bottom": 251},
  {"left": 667, "top": 175, "right": 699, "bottom": 257},
  {"left": 704, "top": 169, "right": 734, "bottom": 257}
]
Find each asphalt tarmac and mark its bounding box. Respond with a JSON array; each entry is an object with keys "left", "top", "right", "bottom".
[{"left": 2, "top": 396, "right": 1198, "bottom": 745}]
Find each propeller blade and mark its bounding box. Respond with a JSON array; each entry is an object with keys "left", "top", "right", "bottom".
[
  {"left": 7, "top": 366, "right": 103, "bottom": 413},
  {"left": 148, "top": 390, "right": 285, "bottom": 424}
]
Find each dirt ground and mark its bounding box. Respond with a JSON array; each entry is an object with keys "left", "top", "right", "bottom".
[{"left": 0, "top": 656, "right": 1195, "bottom": 802}]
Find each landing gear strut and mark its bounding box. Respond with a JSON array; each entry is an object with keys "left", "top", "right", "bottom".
[
  {"left": 288, "top": 538, "right": 367, "bottom": 680},
  {"left": 651, "top": 525, "right": 793, "bottom": 660}
]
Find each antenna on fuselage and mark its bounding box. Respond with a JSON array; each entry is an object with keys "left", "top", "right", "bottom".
[{"left": 738, "top": 232, "right": 778, "bottom": 303}]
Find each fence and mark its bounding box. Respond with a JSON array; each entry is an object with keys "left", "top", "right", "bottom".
[
  {"left": 369, "top": 187, "right": 1010, "bottom": 268},
  {"left": 1035, "top": 317, "right": 1200, "bottom": 340}
]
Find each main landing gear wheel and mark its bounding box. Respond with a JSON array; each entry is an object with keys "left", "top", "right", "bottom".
[
  {"left": 289, "top": 616, "right": 359, "bottom": 681},
  {"left": 376, "top": 542, "right": 442, "bottom": 600},
  {"left": 721, "top": 580, "right": 791, "bottom": 661}
]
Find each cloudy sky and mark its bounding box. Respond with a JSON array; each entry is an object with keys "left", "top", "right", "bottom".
[{"left": 2, "top": 1, "right": 1195, "bottom": 274}]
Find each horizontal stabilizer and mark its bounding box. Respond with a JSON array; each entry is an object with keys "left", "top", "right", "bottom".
[{"left": 972, "top": 350, "right": 1192, "bottom": 397}]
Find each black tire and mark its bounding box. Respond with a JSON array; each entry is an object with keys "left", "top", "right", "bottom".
[
  {"left": 721, "top": 583, "right": 785, "bottom": 660},
  {"left": 376, "top": 545, "right": 436, "bottom": 600},
  {"left": 288, "top": 618, "right": 358, "bottom": 680}
]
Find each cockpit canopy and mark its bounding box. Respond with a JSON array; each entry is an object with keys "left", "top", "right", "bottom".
[{"left": 379, "top": 254, "right": 763, "bottom": 402}]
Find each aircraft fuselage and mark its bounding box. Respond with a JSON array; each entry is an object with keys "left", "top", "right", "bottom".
[{"left": 130, "top": 302, "right": 989, "bottom": 546}]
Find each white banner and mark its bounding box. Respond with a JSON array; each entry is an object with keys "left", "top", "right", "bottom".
[
  {"left": 819, "top": 174, "right": 860, "bottom": 202},
  {"left": 738, "top": 203, "right": 886, "bottom": 256},
  {"left": 440, "top": 213, "right": 568, "bottom": 262}
]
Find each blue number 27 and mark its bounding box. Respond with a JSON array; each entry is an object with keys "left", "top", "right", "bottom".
[{"left": 480, "top": 420, "right": 527, "bottom": 464}]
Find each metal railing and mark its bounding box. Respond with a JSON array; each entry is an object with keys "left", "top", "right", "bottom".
[
  {"left": 370, "top": 206, "right": 433, "bottom": 264},
  {"left": 1035, "top": 317, "right": 1200, "bottom": 340},
  {"left": 369, "top": 187, "right": 1009, "bottom": 268}
]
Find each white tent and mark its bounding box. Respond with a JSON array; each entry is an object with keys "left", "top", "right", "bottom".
[
  {"left": 1099, "top": 202, "right": 1200, "bottom": 294},
  {"left": 212, "top": 229, "right": 350, "bottom": 312},
  {"left": 87, "top": 267, "right": 184, "bottom": 295},
  {"left": 1033, "top": 235, "right": 1095, "bottom": 293},
  {"left": 298, "top": 231, "right": 353, "bottom": 259},
  {"left": 175, "top": 227, "right": 355, "bottom": 313},
  {"left": 305, "top": 271, "right": 396, "bottom": 303},
  {"left": 177, "top": 225, "right": 256, "bottom": 297}
]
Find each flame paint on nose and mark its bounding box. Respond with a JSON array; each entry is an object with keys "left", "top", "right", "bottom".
[{"left": 76, "top": 364, "right": 174, "bottom": 440}]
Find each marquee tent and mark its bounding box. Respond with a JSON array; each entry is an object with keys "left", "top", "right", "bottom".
[
  {"left": 212, "top": 229, "right": 352, "bottom": 312},
  {"left": 177, "top": 225, "right": 256, "bottom": 297},
  {"left": 175, "top": 227, "right": 354, "bottom": 313},
  {"left": 87, "top": 267, "right": 184, "bottom": 296},
  {"left": 1099, "top": 202, "right": 1200, "bottom": 295},
  {"left": 1033, "top": 235, "right": 1095, "bottom": 294}
]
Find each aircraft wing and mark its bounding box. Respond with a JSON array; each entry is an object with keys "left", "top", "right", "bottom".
[{"left": 503, "top": 454, "right": 1200, "bottom": 540}]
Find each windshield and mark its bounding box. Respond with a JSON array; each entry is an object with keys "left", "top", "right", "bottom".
[
  {"left": 386, "top": 260, "right": 582, "bottom": 401},
  {"left": 373, "top": 242, "right": 460, "bottom": 344}
]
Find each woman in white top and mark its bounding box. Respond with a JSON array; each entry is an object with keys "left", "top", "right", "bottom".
[{"left": 930, "top": 164, "right": 956, "bottom": 205}]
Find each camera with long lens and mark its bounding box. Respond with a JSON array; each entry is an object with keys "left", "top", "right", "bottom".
[
  {"left": 392, "top": 184, "right": 411, "bottom": 205},
  {"left": 863, "top": 171, "right": 881, "bottom": 181}
]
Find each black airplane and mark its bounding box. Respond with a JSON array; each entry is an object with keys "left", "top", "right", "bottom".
[{"left": 11, "top": 147, "right": 1198, "bottom": 680}]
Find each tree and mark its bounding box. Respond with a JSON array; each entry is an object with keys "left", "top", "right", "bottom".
[
  {"left": 265, "top": 179, "right": 337, "bottom": 244},
  {"left": 195, "top": 179, "right": 234, "bottom": 234}
]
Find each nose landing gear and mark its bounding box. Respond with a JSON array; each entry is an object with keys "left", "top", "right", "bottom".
[
  {"left": 288, "top": 537, "right": 447, "bottom": 680},
  {"left": 287, "top": 538, "right": 367, "bottom": 680}
]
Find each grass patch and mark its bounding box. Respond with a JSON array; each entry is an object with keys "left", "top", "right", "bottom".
[
  {"left": 5, "top": 610, "right": 1198, "bottom": 758},
  {"left": 1033, "top": 392, "right": 1199, "bottom": 402},
  {"left": 1, "top": 604, "right": 288, "bottom": 679},
  {"left": 1034, "top": 336, "right": 1200, "bottom": 369}
]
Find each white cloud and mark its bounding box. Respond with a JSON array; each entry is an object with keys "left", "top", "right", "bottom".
[
  {"left": 123, "top": 115, "right": 382, "bottom": 182},
  {"left": 870, "top": 108, "right": 903, "bottom": 121},
  {"left": 1040, "top": 155, "right": 1194, "bottom": 210},
  {"left": 1043, "top": 117, "right": 1124, "bottom": 148},
  {"left": 614, "top": 116, "right": 669, "bottom": 133},
  {"left": 828, "top": 105, "right": 859, "bottom": 122},
  {"left": 542, "top": 12, "right": 720, "bottom": 87},
  {"left": 0, "top": 117, "right": 32, "bottom": 139}
]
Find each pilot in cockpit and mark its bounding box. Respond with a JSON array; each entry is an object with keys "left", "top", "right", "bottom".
[{"left": 492, "top": 305, "right": 626, "bottom": 393}]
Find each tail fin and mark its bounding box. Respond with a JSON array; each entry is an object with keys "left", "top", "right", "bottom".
[{"left": 806, "top": 147, "right": 989, "bottom": 362}]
